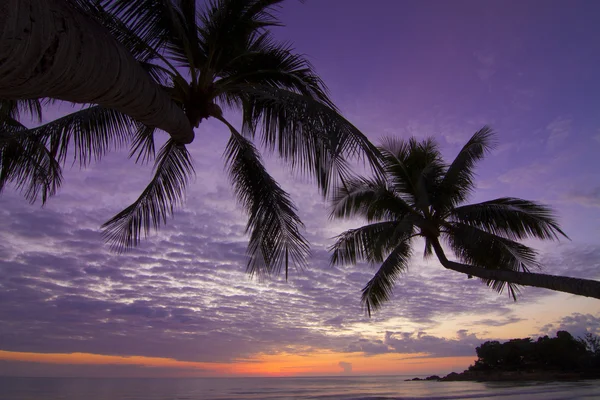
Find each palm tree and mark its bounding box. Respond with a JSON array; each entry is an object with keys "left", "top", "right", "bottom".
[
  {"left": 0, "top": 0, "right": 192, "bottom": 141},
  {"left": 330, "top": 127, "right": 600, "bottom": 315},
  {"left": 1, "top": 0, "right": 380, "bottom": 278}
]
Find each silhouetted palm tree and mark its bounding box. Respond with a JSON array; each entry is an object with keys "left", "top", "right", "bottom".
[
  {"left": 330, "top": 127, "right": 600, "bottom": 315},
  {"left": 0, "top": 0, "right": 379, "bottom": 278}
]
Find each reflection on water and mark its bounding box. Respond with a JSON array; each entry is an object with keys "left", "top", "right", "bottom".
[{"left": 1, "top": 376, "right": 599, "bottom": 400}]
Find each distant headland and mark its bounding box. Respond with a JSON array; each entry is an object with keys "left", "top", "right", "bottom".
[{"left": 407, "top": 331, "right": 600, "bottom": 382}]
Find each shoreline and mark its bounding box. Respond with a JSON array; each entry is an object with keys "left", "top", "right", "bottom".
[{"left": 407, "top": 370, "right": 600, "bottom": 382}]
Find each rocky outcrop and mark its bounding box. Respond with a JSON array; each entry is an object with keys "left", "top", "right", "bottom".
[
  {"left": 438, "top": 369, "right": 600, "bottom": 382},
  {"left": 405, "top": 370, "right": 600, "bottom": 382},
  {"left": 404, "top": 375, "right": 441, "bottom": 381}
]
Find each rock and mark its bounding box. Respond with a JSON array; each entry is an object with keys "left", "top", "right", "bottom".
[
  {"left": 404, "top": 375, "right": 441, "bottom": 381},
  {"left": 440, "top": 372, "right": 462, "bottom": 381},
  {"left": 439, "top": 369, "right": 600, "bottom": 382}
]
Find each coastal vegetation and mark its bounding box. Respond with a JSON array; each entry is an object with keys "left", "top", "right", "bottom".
[{"left": 437, "top": 331, "right": 600, "bottom": 381}]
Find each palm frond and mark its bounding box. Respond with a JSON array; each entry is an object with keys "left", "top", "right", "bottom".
[
  {"left": 138, "top": 61, "right": 175, "bottom": 86},
  {"left": 33, "top": 106, "right": 134, "bottom": 167},
  {"left": 198, "top": 0, "right": 284, "bottom": 72},
  {"left": 102, "top": 139, "right": 194, "bottom": 251},
  {"left": 449, "top": 197, "right": 568, "bottom": 241},
  {"left": 216, "top": 35, "right": 334, "bottom": 108},
  {"left": 330, "top": 220, "right": 414, "bottom": 266},
  {"left": 179, "top": 0, "right": 202, "bottom": 66},
  {"left": 414, "top": 154, "right": 446, "bottom": 212},
  {"left": 0, "top": 116, "right": 62, "bottom": 203},
  {"left": 445, "top": 222, "right": 541, "bottom": 299},
  {"left": 0, "top": 99, "right": 43, "bottom": 123},
  {"left": 330, "top": 176, "right": 414, "bottom": 222},
  {"left": 378, "top": 137, "right": 445, "bottom": 207},
  {"left": 77, "top": 0, "right": 183, "bottom": 83},
  {"left": 361, "top": 240, "right": 412, "bottom": 316},
  {"left": 129, "top": 124, "right": 157, "bottom": 165},
  {"left": 102, "top": 0, "right": 193, "bottom": 66},
  {"left": 74, "top": 0, "right": 154, "bottom": 63},
  {"left": 223, "top": 122, "right": 309, "bottom": 277},
  {"left": 237, "top": 86, "right": 382, "bottom": 196},
  {"left": 435, "top": 126, "right": 495, "bottom": 211},
  {"left": 423, "top": 237, "right": 434, "bottom": 259}
]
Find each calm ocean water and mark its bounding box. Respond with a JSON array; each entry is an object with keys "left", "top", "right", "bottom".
[{"left": 1, "top": 376, "right": 599, "bottom": 400}]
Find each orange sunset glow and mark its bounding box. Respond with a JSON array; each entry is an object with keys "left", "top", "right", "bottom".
[{"left": 0, "top": 350, "right": 475, "bottom": 377}]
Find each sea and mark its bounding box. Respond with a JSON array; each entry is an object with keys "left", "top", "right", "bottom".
[{"left": 1, "top": 376, "right": 599, "bottom": 400}]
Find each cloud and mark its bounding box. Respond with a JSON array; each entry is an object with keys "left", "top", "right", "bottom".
[
  {"left": 383, "top": 330, "right": 483, "bottom": 358},
  {"left": 1, "top": 114, "right": 598, "bottom": 375},
  {"left": 497, "top": 162, "right": 551, "bottom": 186},
  {"left": 0, "top": 175, "right": 522, "bottom": 367},
  {"left": 538, "top": 313, "right": 600, "bottom": 339},
  {"left": 338, "top": 361, "right": 352, "bottom": 373},
  {"left": 546, "top": 117, "right": 572, "bottom": 149},
  {"left": 565, "top": 187, "right": 600, "bottom": 208},
  {"left": 474, "top": 51, "right": 496, "bottom": 82},
  {"left": 2, "top": 164, "right": 597, "bottom": 369},
  {"left": 341, "top": 328, "right": 489, "bottom": 358},
  {"left": 538, "top": 243, "right": 600, "bottom": 280},
  {"left": 471, "top": 316, "right": 524, "bottom": 327},
  {"left": 4, "top": 167, "right": 592, "bottom": 367}
]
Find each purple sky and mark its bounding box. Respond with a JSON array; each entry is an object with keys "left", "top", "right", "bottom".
[{"left": 1, "top": 0, "right": 600, "bottom": 377}]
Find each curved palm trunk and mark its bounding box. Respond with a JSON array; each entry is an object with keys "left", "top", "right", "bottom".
[
  {"left": 431, "top": 239, "right": 600, "bottom": 299},
  {"left": 0, "top": 0, "right": 194, "bottom": 144}
]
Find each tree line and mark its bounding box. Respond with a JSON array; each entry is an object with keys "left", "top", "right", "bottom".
[{"left": 471, "top": 331, "right": 600, "bottom": 372}]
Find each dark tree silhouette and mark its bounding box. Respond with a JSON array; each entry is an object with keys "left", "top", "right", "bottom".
[
  {"left": 330, "top": 127, "right": 600, "bottom": 314},
  {"left": 1, "top": 0, "right": 380, "bottom": 278}
]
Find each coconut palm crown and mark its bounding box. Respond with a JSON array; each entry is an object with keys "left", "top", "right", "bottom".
[
  {"left": 330, "top": 127, "right": 600, "bottom": 315},
  {"left": 0, "top": 0, "right": 379, "bottom": 278}
]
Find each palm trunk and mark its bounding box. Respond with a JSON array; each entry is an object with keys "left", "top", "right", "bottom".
[
  {"left": 430, "top": 238, "right": 600, "bottom": 299},
  {"left": 0, "top": 0, "right": 194, "bottom": 144}
]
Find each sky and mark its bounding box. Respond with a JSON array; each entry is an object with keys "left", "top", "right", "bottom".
[{"left": 1, "top": 0, "right": 600, "bottom": 378}]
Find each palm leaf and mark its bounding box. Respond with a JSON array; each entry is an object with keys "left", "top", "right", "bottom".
[
  {"left": 129, "top": 124, "right": 157, "bottom": 165},
  {"left": 139, "top": 61, "right": 174, "bottom": 86},
  {"left": 78, "top": 0, "right": 183, "bottom": 82},
  {"left": 74, "top": 0, "right": 156, "bottom": 63},
  {"left": 102, "top": 139, "right": 194, "bottom": 251},
  {"left": 102, "top": 0, "right": 193, "bottom": 66},
  {"left": 198, "top": 0, "right": 284, "bottom": 72},
  {"left": 330, "top": 176, "right": 414, "bottom": 222},
  {"left": 423, "top": 237, "right": 434, "bottom": 259},
  {"left": 34, "top": 106, "right": 134, "bottom": 167},
  {"left": 0, "top": 99, "right": 43, "bottom": 123},
  {"left": 223, "top": 122, "right": 309, "bottom": 277},
  {"left": 378, "top": 137, "right": 444, "bottom": 207},
  {"left": 445, "top": 222, "right": 541, "bottom": 299},
  {"left": 449, "top": 197, "right": 568, "bottom": 241},
  {"left": 0, "top": 116, "right": 62, "bottom": 203},
  {"left": 330, "top": 220, "right": 414, "bottom": 266},
  {"left": 361, "top": 240, "right": 412, "bottom": 316},
  {"left": 435, "top": 126, "right": 495, "bottom": 211},
  {"left": 178, "top": 0, "right": 202, "bottom": 66},
  {"left": 238, "top": 86, "right": 382, "bottom": 196},
  {"left": 216, "top": 35, "right": 334, "bottom": 108}
]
